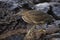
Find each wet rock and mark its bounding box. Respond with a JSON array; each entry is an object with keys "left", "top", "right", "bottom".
[
  {"left": 6, "top": 0, "right": 33, "bottom": 10},
  {"left": 43, "top": 33, "right": 60, "bottom": 40},
  {"left": 44, "top": 2, "right": 60, "bottom": 20},
  {"left": 29, "top": 0, "right": 50, "bottom": 4},
  {"left": 0, "top": 0, "right": 8, "bottom": 2},
  {"left": 0, "top": 0, "right": 21, "bottom": 11},
  {"left": 0, "top": 8, "right": 27, "bottom": 34},
  {"left": 35, "top": 22, "right": 60, "bottom": 34},
  {"left": 32, "top": 2, "right": 51, "bottom": 13},
  {"left": 5, "top": 34, "right": 24, "bottom": 40},
  {"left": 0, "top": 0, "right": 51, "bottom": 10},
  {"left": 20, "top": 0, "right": 50, "bottom": 5},
  {"left": 32, "top": 0, "right": 50, "bottom": 3},
  {"left": 0, "top": 1, "right": 12, "bottom": 9},
  {"left": 51, "top": 0, "right": 60, "bottom": 2},
  {"left": 51, "top": 38, "right": 60, "bottom": 40},
  {"left": 54, "top": 20, "right": 60, "bottom": 28},
  {"left": 1, "top": 0, "right": 33, "bottom": 10},
  {"left": 46, "top": 25, "right": 60, "bottom": 34},
  {"left": 44, "top": 23, "right": 60, "bottom": 34},
  {"left": 52, "top": 4, "right": 60, "bottom": 19}
]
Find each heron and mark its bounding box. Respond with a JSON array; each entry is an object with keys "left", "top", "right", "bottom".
[{"left": 16, "top": 10, "right": 54, "bottom": 40}]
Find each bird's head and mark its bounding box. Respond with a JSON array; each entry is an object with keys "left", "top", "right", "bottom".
[{"left": 15, "top": 9, "right": 29, "bottom": 16}]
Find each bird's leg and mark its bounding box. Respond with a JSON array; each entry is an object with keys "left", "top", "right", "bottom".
[
  {"left": 24, "top": 25, "right": 36, "bottom": 40},
  {"left": 26, "top": 25, "right": 36, "bottom": 36},
  {"left": 24, "top": 24, "right": 46, "bottom": 40},
  {"left": 37, "top": 24, "right": 46, "bottom": 34}
]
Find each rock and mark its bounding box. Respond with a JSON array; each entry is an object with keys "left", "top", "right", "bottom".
[
  {"left": 51, "top": 38, "right": 60, "bottom": 40},
  {"left": 51, "top": 0, "right": 60, "bottom": 2},
  {"left": 5, "top": 34, "right": 24, "bottom": 40},
  {"left": 52, "top": 3, "right": 60, "bottom": 19},
  {"left": 32, "top": 0, "right": 50, "bottom": 3},
  {"left": 49, "top": 2, "right": 60, "bottom": 20},
  {"left": 44, "top": 2, "right": 60, "bottom": 20},
  {"left": 54, "top": 20, "right": 60, "bottom": 28},
  {"left": 54, "top": 20, "right": 60, "bottom": 25},
  {"left": 0, "top": 0, "right": 51, "bottom": 10},
  {"left": 0, "top": 7, "right": 27, "bottom": 35},
  {"left": 45, "top": 23, "right": 60, "bottom": 34},
  {"left": 0, "top": 1, "right": 19, "bottom": 11},
  {"left": 43, "top": 33, "right": 60, "bottom": 40},
  {"left": 33, "top": 2, "right": 50, "bottom": 13},
  {"left": 0, "top": 0, "right": 8, "bottom": 2},
  {"left": 35, "top": 21, "right": 60, "bottom": 34}
]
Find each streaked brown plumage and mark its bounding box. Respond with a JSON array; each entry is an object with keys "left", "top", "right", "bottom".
[
  {"left": 17, "top": 10, "right": 54, "bottom": 25},
  {"left": 16, "top": 10, "right": 54, "bottom": 40},
  {"left": 22, "top": 10, "right": 53, "bottom": 24}
]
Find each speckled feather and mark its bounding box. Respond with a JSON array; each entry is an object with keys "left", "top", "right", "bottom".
[{"left": 21, "top": 10, "right": 54, "bottom": 24}]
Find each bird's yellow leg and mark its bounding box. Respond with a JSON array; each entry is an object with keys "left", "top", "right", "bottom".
[
  {"left": 24, "top": 25, "right": 36, "bottom": 40},
  {"left": 37, "top": 24, "right": 46, "bottom": 34},
  {"left": 26, "top": 25, "right": 36, "bottom": 37},
  {"left": 26, "top": 24, "right": 46, "bottom": 37},
  {"left": 38, "top": 29, "right": 46, "bottom": 33}
]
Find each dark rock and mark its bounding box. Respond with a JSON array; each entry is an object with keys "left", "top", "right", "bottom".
[
  {"left": 0, "top": 0, "right": 51, "bottom": 10},
  {"left": 5, "top": 34, "right": 24, "bottom": 40},
  {"left": 31, "top": 0, "right": 50, "bottom": 3},
  {"left": 43, "top": 33, "right": 60, "bottom": 40},
  {"left": 51, "top": 38, "right": 60, "bottom": 40},
  {"left": 0, "top": 8, "right": 27, "bottom": 35},
  {"left": 45, "top": 2, "right": 60, "bottom": 20},
  {"left": 0, "top": 1, "right": 12, "bottom": 9},
  {"left": 51, "top": 0, "right": 60, "bottom": 2},
  {"left": 52, "top": 4, "right": 60, "bottom": 19},
  {"left": 0, "top": 0, "right": 21, "bottom": 11},
  {"left": 54, "top": 20, "right": 60, "bottom": 28}
]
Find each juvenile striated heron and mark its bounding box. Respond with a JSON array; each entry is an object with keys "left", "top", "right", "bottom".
[{"left": 16, "top": 10, "right": 54, "bottom": 40}]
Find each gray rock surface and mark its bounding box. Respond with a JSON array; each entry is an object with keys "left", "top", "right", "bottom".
[
  {"left": 52, "top": 4, "right": 60, "bottom": 19},
  {"left": 33, "top": 2, "right": 50, "bottom": 13},
  {"left": 51, "top": 38, "right": 60, "bottom": 40}
]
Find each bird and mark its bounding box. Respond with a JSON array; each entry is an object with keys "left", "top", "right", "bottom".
[
  {"left": 16, "top": 10, "right": 54, "bottom": 24},
  {"left": 16, "top": 10, "right": 54, "bottom": 40}
]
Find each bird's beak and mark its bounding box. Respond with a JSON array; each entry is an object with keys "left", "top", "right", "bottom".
[
  {"left": 15, "top": 9, "right": 29, "bottom": 16},
  {"left": 15, "top": 11, "right": 24, "bottom": 16}
]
